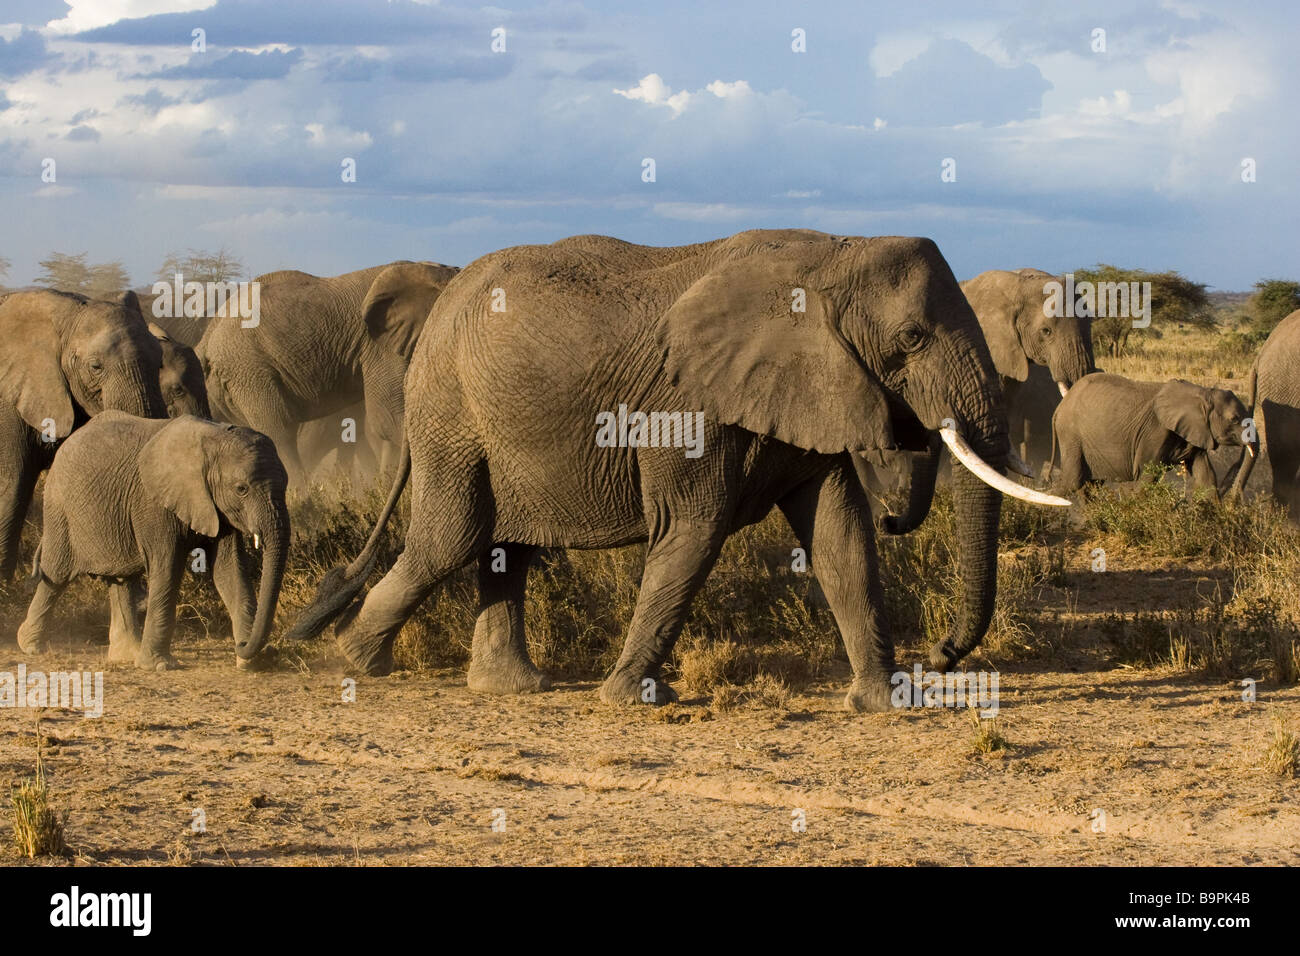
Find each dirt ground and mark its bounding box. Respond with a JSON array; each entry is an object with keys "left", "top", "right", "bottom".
[{"left": 2, "top": 609, "right": 1296, "bottom": 867}]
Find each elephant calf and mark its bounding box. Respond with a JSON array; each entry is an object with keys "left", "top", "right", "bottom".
[
  {"left": 1049, "top": 373, "right": 1256, "bottom": 498},
  {"left": 17, "top": 412, "right": 289, "bottom": 670}
]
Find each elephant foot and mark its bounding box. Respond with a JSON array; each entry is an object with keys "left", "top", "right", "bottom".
[
  {"left": 467, "top": 660, "right": 551, "bottom": 695},
  {"left": 928, "top": 639, "right": 961, "bottom": 671},
  {"left": 137, "top": 647, "right": 180, "bottom": 671},
  {"left": 16, "top": 622, "right": 48, "bottom": 655},
  {"left": 599, "top": 671, "right": 678, "bottom": 706},
  {"left": 336, "top": 626, "right": 394, "bottom": 677},
  {"left": 844, "top": 677, "right": 897, "bottom": 713},
  {"left": 106, "top": 639, "right": 141, "bottom": 665}
]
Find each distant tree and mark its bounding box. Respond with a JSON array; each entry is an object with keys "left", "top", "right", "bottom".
[
  {"left": 1247, "top": 279, "right": 1300, "bottom": 334},
  {"left": 0, "top": 255, "right": 10, "bottom": 287},
  {"left": 35, "top": 251, "right": 91, "bottom": 293},
  {"left": 33, "top": 252, "right": 131, "bottom": 300},
  {"left": 1075, "top": 264, "right": 1212, "bottom": 358},
  {"left": 156, "top": 248, "right": 245, "bottom": 285},
  {"left": 86, "top": 261, "right": 131, "bottom": 301}
]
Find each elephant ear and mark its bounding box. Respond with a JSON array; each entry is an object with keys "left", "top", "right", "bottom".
[
  {"left": 139, "top": 416, "right": 221, "bottom": 537},
  {"left": 0, "top": 292, "right": 77, "bottom": 438},
  {"left": 658, "top": 257, "right": 894, "bottom": 454},
  {"left": 961, "top": 272, "right": 1030, "bottom": 383},
  {"left": 362, "top": 262, "right": 458, "bottom": 360},
  {"left": 1155, "top": 380, "right": 1215, "bottom": 449}
]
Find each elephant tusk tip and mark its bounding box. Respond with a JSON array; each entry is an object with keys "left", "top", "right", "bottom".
[{"left": 1057, "top": 381, "right": 1070, "bottom": 398}]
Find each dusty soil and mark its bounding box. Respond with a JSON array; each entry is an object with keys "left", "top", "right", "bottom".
[{"left": 2, "top": 618, "right": 1296, "bottom": 867}]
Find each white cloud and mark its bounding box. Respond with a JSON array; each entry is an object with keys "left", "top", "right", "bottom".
[
  {"left": 614, "top": 74, "right": 756, "bottom": 116},
  {"left": 46, "top": 0, "right": 217, "bottom": 34}
]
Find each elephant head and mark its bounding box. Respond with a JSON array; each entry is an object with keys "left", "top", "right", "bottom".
[
  {"left": 149, "top": 323, "right": 211, "bottom": 419},
  {"left": 0, "top": 289, "right": 167, "bottom": 439},
  {"left": 662, "top": 233, "right": 1065, "bottom": 670},
  {"left": 362, "top": 261, "right": 460, "bottom": 360},
  {"left": 961, "top": 268, "right": 1097, "bottom": 396},
  {"left": 140, "top": 416, "right": 290, "bottom": 660},
  {"left": 1155, "top": 380, "right": 1256, "bottom": 454}
]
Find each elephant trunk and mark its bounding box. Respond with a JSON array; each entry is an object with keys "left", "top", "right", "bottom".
[
  {"left": 879, "top": 435, "right": 941, "bottom": 535},
  {"left": 238, "top": 496, "right": 289, "bottom": 660},
  {"left": 1227, "top": 367, "right": 1259, "bottom": 501},
  {"left": 929, "top": 420, "right": 1007, "bottom": 669},
  {"left": 1049, "top": 334, "right": 1097, "bottom": 394},
  {"left": 105, "top": 366, "right": 167, "bottom": 420}
]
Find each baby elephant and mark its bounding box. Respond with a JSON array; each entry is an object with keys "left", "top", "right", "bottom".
[
  {"left": 17, "top": 411, "right": 290, "bottom": 670},
  {"left": 1050, "top": 374, "right": 1256, "bottom": 498}
]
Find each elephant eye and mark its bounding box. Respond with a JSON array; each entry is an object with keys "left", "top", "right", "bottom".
[
  {"left": 898, "top": 326, "right": 926, "bottom": 353},
  {"left": 235, "top": 481, "right": 250, "bottom": 496},
  {"left": 1040, "top": 326, "right": 1052, "bottom": 337}
]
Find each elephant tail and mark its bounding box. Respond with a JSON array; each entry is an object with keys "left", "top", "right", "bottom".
[{"left": 283, "top": 438, "right": 411, "bottom": 641}]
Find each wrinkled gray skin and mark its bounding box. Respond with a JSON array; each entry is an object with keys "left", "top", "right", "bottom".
[
  {"left": 0, "top": 289, "right": 167, "bottom": 578},
  {"left": 18, "top": 412, "right": 290, "bottom": 670},
  {"left": 1050, "top": 373, "right": 1256, "bottom": 498},
  {"left": 291, "top": 230, "right": 1015, "bottom": 709},
  {"left": 1228, "top": 310, "right": 1300, "bottom": 514},
  {"left": 196, "top": 262, "right": 457, "bottom": 485},
  {"left": 149, "top": 322, "right": 210, "bottom": 419},
  {"left": 862, "top": 268, "right": 1097, "bottom": 530}
]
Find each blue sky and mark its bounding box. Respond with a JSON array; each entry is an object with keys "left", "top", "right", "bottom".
[{"left": 0, "top": 0, "right": 1294, "bottom": 289}]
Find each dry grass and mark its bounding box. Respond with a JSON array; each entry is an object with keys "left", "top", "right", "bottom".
[
  {"left": 10, "top": 724, "right": 67, "bottom": 859},
  {"left": 1262, "top": 712, "right": 1299, "bottom": 778},
  {"left": 970, "top": 711, "right": 1010, "bottom": 755}
]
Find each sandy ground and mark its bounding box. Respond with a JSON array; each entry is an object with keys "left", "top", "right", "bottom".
[{"left": 2, "top": 625, "right": 1296, "bottom": 866}]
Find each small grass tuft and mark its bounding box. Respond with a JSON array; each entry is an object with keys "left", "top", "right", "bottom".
[
  {"left": 10, "top": 726, "right": 67, "bottom": 859},
  {"left": 1262, "top": 712, "right": 1299, "bottom": 778},
  {"left": 970, "top": 710, "right": 1010, "bottom": 755}
]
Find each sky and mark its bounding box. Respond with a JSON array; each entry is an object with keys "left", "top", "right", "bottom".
[{"left": 0, "top": 0, "right": 1294, "bottom": 290}]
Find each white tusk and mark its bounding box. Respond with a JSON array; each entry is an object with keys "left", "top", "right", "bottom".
[
  {"left": 1057, "top": 381, "right": 1069, "bottom": 398},
  {"left": 1007, "top": 449, "right": 1036, "bottom": 478},
  {"left": 1248, "top": 445, "right": 1256, "bottom": 458},
  {"left": 253, "top": 533, "right": 261, "bottom": 550},
  {"left": 939, "top": 426, "right": 1073, "bottom": 507}
]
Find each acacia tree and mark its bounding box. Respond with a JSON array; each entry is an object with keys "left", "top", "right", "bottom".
[
  {"left": 1247, "top": 279, "right": 1300, "bottom": 334},
  {"left": 1075, "top": 264, "right": 1213, "bottom": 358},
  {"left": 156, "top": 248, "right": 245, "bottom": 285},
  {"left": 34, "top": 252, "right": 130, "bottom": 300}
]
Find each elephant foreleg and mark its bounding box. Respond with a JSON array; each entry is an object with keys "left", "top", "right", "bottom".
[
  {"left": 0, "top": 432, "right": 41, "bottom": 579},
  {"left": 779, "top": 463, "right": 896, "bottom": 712},
  {"left": 137, "top": 552, "right": 185, "bottom": 671},
  {"left": 107, "top": 577, "right": 145, "bottom": 663},
  {"left": 1187, "top": 452, "right": 1217, "bottom": 500},
  {"left": 598, "top": 515, "right": 727, "bottom": 706},
  {"left": 467, "top": 543, "right": 549, "bottom": 694},
  {"left": 212, "top": 535, "right": 256, "bottom": 649}
]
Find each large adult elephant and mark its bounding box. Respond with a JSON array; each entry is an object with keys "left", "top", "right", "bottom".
[
  {"left": 289, "top": 230, "right": 1067, "bottom": 710},
  {"left": 1228, "top": 309, "right": 1300, "bottom": 512},
  {"left": 0, "top": 289, "right": 167, "bottom": 577},
  {"left": 861, "top": 267, "right": 1096, "bottom": 531},
  {"left": 196, "top": 262, "right": 458, "bottom": 485}
]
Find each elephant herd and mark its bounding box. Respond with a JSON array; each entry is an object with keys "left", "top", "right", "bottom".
[{"left": 1, "top": 229, "right": 1296, "bottom": 710}]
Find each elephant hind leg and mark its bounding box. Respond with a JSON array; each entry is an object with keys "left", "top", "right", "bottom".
[
  {"left": 335, "top": 460, "right": 493, "bottom": 676},
  {"left": 18, "top": 576, "right": 68, "bottom": 654},
  {"left": 466, "top": 543, "right": 549, "bottom": 695}
]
